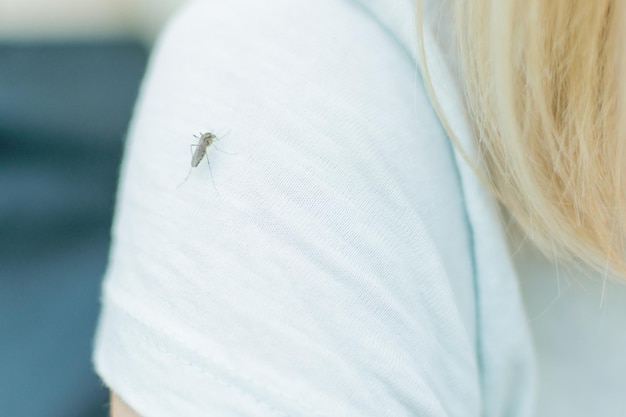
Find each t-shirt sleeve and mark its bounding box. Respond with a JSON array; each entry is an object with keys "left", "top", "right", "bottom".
[{"left": 92, "top": 0, "right": 481, "bottom": 416}]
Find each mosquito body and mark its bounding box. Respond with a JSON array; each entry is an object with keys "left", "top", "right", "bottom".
[
  {"left": 177, "top": 130, "right": 234, "bottom": 193},
  {"left": 191, "top": 132, "right": 217, "bottom": 167}
]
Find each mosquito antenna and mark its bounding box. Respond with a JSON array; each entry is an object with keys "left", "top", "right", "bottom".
[
  {"left": 217, "top": 128, "right": 232, "bottom": 138},
  {"left": 214, "top": 128, "right": 238, "bottom": 155}
]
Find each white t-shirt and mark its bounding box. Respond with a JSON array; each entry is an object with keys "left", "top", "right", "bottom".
[{"left": 92, "top": 0, "right": 626, "bottom": 416}]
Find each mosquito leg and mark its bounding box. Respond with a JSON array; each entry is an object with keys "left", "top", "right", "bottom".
[
  {"left": 177, "top": 144, "right": 199, "bottom": 189},
  {"left": 206, "top": 157, "right": 219, "bottom": 197}
]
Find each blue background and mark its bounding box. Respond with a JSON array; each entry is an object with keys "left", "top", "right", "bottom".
[{"left": 0, "top": 42, "right": 147, "bottom": 417}]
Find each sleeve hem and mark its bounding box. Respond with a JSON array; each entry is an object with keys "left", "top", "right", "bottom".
[{"left": 92, "top": 296, "right": 286, "bottom": 417}]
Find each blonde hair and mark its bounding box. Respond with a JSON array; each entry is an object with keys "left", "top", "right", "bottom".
[{"left": 415, "top": 0, "right": 626, "bottom": 279}]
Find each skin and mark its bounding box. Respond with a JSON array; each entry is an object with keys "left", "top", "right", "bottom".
[{"left": 111, "top": 392, "right": 141, "bottom": 417}]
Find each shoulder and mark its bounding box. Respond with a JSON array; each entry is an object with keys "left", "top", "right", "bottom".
[
  {"left": 124, "top": 0, "right": 466, "bottom": 240},
  {"left": 95, "top": 1, "right": 480, "bottom": 415},
  {"left": 140, "top": 0, "right": 424, "bottom": 147},
  {"left": 117, "top": 0, "right": 471, "bottom": 288}
]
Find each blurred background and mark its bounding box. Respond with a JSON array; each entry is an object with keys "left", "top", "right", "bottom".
[{"left": 0, "top": 1, "right": 183, "bottom": 416}]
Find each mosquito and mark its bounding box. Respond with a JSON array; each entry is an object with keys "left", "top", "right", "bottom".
[
  {"left": 177, "top": 130, "right": 235, "bottom": 193},
  {"left": 192, "top": 131, "right": 216, "bottom": 164}
]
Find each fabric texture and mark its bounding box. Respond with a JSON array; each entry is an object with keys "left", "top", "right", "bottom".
[{"left": 90, "top": 0, "right": 626, "bottom": 415}]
